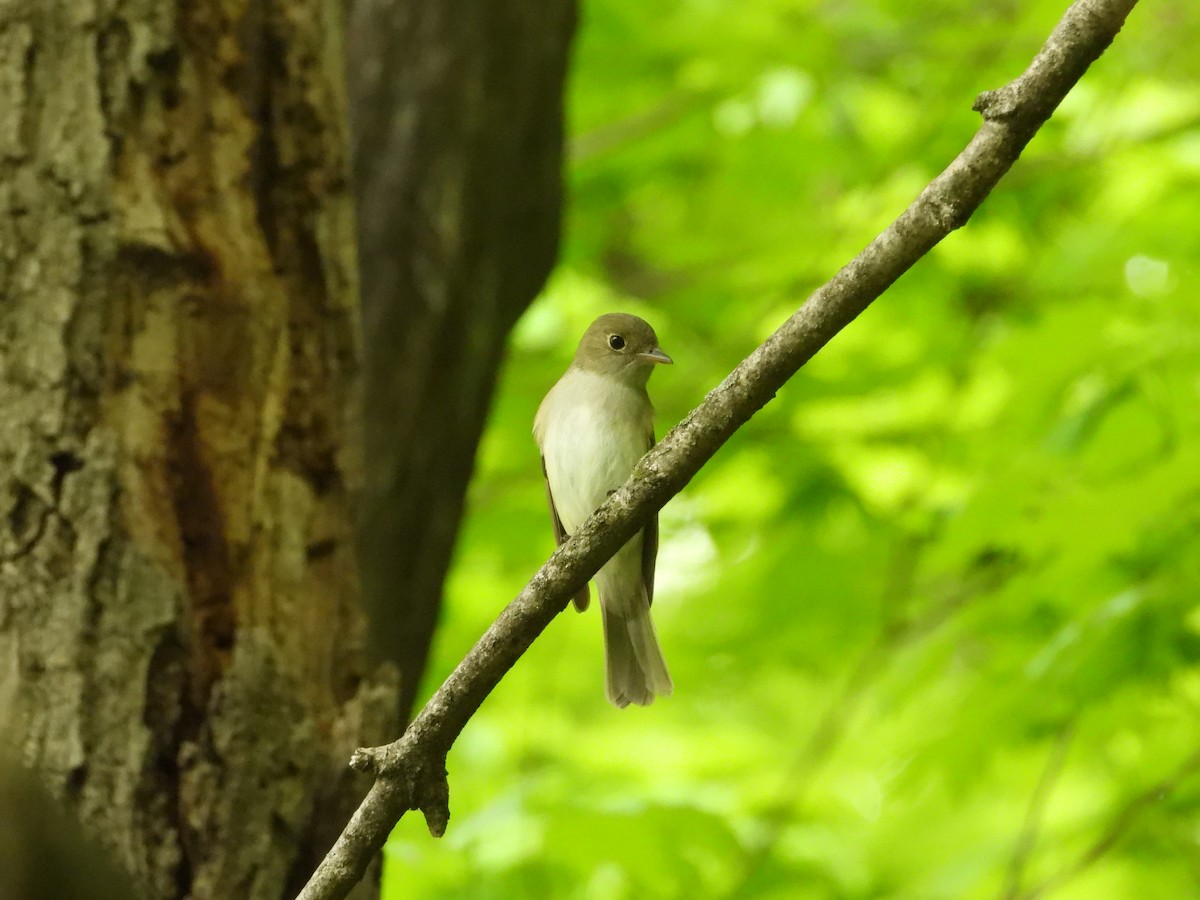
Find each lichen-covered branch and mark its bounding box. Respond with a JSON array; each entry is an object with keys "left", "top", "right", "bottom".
[{"left": 297, "top": 1, "right": 1139, "bottom": 896}]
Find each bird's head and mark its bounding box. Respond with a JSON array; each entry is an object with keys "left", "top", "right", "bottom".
[{"left": 572, "top": 313, "right": 672, "bottom": 385}]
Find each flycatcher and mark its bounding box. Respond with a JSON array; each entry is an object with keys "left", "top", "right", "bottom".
[{"left": 534, "top": 313, "right": 674, "bottom": 707}]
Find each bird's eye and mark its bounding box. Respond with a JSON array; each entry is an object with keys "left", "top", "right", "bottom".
[{"left": 608, "top": 334, "right": 626, "bottom": 351}]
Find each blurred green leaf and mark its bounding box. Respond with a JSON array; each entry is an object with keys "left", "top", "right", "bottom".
[{"left": 386, "top": 1, "right": 1200, "bottom": 896}]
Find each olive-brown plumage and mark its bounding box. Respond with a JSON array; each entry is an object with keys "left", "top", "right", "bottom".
[{"left": 534, "top": 313, "right": 674, "bottom": 706}]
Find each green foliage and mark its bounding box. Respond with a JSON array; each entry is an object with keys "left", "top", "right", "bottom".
[{"left": 385, "top": 1, "right": 1200, "bottom": 897}]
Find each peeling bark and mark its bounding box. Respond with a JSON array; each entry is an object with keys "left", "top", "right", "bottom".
[{"left": 0, "top": 2, "right": 397, "bottom": 898}]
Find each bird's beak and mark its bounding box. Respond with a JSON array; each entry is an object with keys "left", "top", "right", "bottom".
[{"left": 639, "top": 347, "right": 673, "bottom": 365}]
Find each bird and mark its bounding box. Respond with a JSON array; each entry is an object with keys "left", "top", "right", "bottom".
[{"left": 534, "top": 313, "right": 674, "bottom": 707}]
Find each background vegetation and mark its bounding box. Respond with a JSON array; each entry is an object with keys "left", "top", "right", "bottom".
[{"left": 384, "top": 1, "right": 1200, "bottom": 897}]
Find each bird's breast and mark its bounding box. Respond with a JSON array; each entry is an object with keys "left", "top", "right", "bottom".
[{"left": 537, "top": 372, "right": 650, "bottom": 532}]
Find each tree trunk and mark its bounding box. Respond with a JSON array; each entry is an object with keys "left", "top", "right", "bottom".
[
  {"left": 347, "top": 0, "right": 576, "bottom": 717},
  {"left": 0, "top": 3, "right": 397, "bottom": 898}
]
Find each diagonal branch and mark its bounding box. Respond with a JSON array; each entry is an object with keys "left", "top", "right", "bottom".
[
  {"left": 1003, "top": 722, "right": 1078, "bottom": 899},
  {"left": 297, "top": 1, "right": 1139, "bottom": 897},
  {"left": 1014, "top": 745, "right": 1200, "bottom": 900}
]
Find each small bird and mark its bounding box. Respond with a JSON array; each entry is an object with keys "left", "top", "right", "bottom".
[{"left": 534, "top": 313, "right": 674, "bottom": 707}]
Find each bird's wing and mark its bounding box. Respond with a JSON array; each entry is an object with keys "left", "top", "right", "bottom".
[
  {"left": 641, "top": 428, "right": 658, "bottom": 606},
  {"left": 642, "top": 513, "right": 658, "bottom": 607},
  {"left": 541, "top": 454, "right": 590, "bottom": 612}
]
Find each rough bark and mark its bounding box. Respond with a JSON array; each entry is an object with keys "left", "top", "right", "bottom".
[
  {"left": 297, "top": 0, "right": 1140, "bottom": 897},
  {"left": 0, "top": 2, "right": 397, "bottom": 898},
  {"left": 346, "top": 0, "right": 576, "bottom": 717}
]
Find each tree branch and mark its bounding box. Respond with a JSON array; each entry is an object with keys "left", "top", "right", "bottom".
[
  {"left": 1003, "top": 722, "right": 1077, "bottom": 900},
  {"left": 297, "top": 1, "right": 1139, "bottom": 896},
  {"left": 1015, "top": 746, "right": 1200, "bottom": 900},
  {"left": 729, "top": 534, "right": 1021, "bottom": 893}
]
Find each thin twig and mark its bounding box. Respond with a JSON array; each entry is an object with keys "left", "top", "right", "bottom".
[
  {"left": 1003, "top": 722, "right": 1077, "bottom": 900},
  {"left": 1016, "top": 746, "right": 1200, "bottom": 900},
  {"left": 727, "top": 535, "right": 1020, "bottom": 894},
  {"left": 297, "top": 2, "right": 1140, "bottom": 896},
  {"left": 723, "top": 531, "right": 928, "bottom": 895},
  {"left": 570, "top": 89, "right": 713, "bottom": 163}
]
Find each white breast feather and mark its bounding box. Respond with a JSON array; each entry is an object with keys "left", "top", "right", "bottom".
[{"left": 537, "top": 370, "right": 648, "bottom": 533}]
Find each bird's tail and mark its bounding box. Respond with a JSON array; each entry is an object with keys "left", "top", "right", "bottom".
[{"left": 601, "top": 602, "right": 673, "bottom": 708}]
